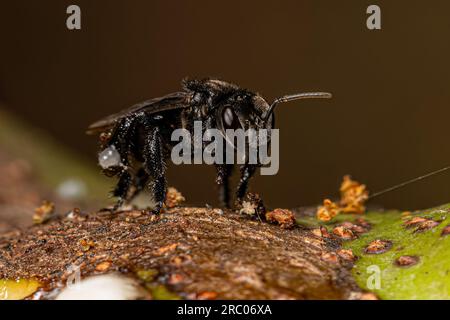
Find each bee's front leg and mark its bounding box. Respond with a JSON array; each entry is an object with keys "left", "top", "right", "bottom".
[
  {"left": 215, "top": 164, "right": 233, "bottom": 208},
  {"left": 236, "top": 164, "right": 257, "bottom": 202}
]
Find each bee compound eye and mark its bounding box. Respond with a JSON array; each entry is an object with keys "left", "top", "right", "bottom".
[{"left": 222, "top": 107, "right": 242, "bottom": 130}]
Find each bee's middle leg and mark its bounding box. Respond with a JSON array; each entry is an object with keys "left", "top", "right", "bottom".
[
  {"left": 126, "top": 168, "right": 150, "bottom": 203},
  {"left": 236, "top": 164, "right": 257, "bottom": 201}
]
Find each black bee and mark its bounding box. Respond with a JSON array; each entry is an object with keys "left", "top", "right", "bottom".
[{"left": 87, "top": 78, "right": 331, "bottom": 214}]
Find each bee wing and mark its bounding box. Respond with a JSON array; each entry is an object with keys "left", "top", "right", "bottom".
[{"left": 86, "top": 92, "right": 189, "bottom": 134}]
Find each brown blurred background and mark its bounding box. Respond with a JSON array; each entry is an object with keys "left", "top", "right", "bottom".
[{"left": 0, "top": 0, "right": 449, "bottom": 210}]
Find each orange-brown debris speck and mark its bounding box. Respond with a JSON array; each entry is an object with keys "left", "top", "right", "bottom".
[
  {"left": 95, "top": 261, "right": 112, "bottom": 272},
  {"left": 312, "top": 226, "right": 331, "bottom": 238},
  {"left": 154, "top": 243, "right": 179, "bottom": 256},
  {"left": 364, "top": 239, "right": 392, "bottom": 254},
  {"left": 238, "top": 193, "right": 266, "bottom": 219},
  {"left": 170, "top": 254, "right": 192, "bottom": 266},
  {"left": 360, "top": 292, "right": 379, "bottom": 300},
  {"left": 168, "top": 273, "right": 184, "bottom": 285},
  {"left": 394, "top": 255, "right": 419, "bottom": 267},
  {"left": 99, "top": 131, "right": 112, "bottom": 143},
  {"left": 403, "top": 216, "right": 440, "bottom": 233},
  {"left": 316, "top": 175, "right": 369, "bottom": 221},
  {"left": 339, "top": 222, "right": 354, "bottom": 229},
  {"left": 332, "top": 226, "right": 355, "bottom": 240},
  {"left": 339, "top": 175, "right": 369, "bottom": 214},
  {"left": 265, "top": 209, "right": 295, "bottom": 229},
  {"left": 320, "top": 226, "right": 331, "bottom": 238},
  {"left": 67, "top": 207, "right": 83, "bottom": 220},
  {"left": 441, "top": 225, "right": 450, "bottom": 236},
  {"left": 311, "top": 228, "right": 322, "bottom": 237},
  {"left": 350, "top": 224, "right": 368, "bottom": 234},
  {"left": 339, "top": 221, "right": 369, "bottom": 234},
  {"left": 164, "top": 187, "right": 185, "bottom": 208},
  {"left": 197, "top": 291, "right": 218, "bottom": 300},
  {"left": 321, "top": 252, "right": 339, "bottom": 263},
  {"left": 337, "top": 249, "right": 355, "bottom": 261},
  {"left": 33, "top": 200, "right": 55, "bottom": 224},
  {"left": 414, "top": 220, "right": 440, "bottom": 233},
  {"left": 119, "top": 254, "right": 130, "bottom": 262},
  {"left": 403, "top": 217, "right": 428, "bottom": 228},
  {"left": 80, "top": 239, "right": 95, "bottom": 252},
  {"left": 355, "top": 218, "right": 370, "bottom": 228},
  {"left": 317, "top": 199, "right": 340, "bottom": 222}
]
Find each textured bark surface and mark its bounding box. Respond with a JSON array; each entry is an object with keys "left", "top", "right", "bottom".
[{"left": 0, "top": 206, "right": 367, "bottom": 299}]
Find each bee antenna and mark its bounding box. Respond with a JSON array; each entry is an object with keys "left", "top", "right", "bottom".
[{"left": 263, "top": 92, "right": 332, "bottom": 121}]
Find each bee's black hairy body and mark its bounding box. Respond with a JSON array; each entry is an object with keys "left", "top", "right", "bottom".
[{"left": 88, "top": 78, "right": 276, "bottom": 214}]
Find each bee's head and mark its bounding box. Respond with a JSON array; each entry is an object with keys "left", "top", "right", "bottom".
[
  {"left": 216, "top": 90, "right": 332, "bottom": 148},
  {"left": 215, "top": 92, "right": 272, "bottom": 153},
  {"left": 216, "top": 92, "right": 269, "bottom": 128}
]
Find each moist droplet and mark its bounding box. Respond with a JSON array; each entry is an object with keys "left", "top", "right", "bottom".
[{"left": 98, "top": 145, "right": 121, "bottom": 169}]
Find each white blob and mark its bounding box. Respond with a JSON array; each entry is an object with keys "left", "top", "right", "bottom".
[
  {"left": 56, "top": 274, "right": 149, "bottom": 300},
  {"left": 57, "top": 178, "right": 87, "bottom": 200},
  {"left": 98, "top": 145, "right": 121, "bottom": 169}
]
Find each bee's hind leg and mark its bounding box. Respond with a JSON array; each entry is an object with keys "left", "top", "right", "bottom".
[
  {"left": 143, "top": 126, "right": 167, "bottom": 215},
  {"left": 111, "top": 169, "right": 135, "bottom": 211},
  {"left": 107, "top": 114, "right": 146, "bottom": 211}
]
